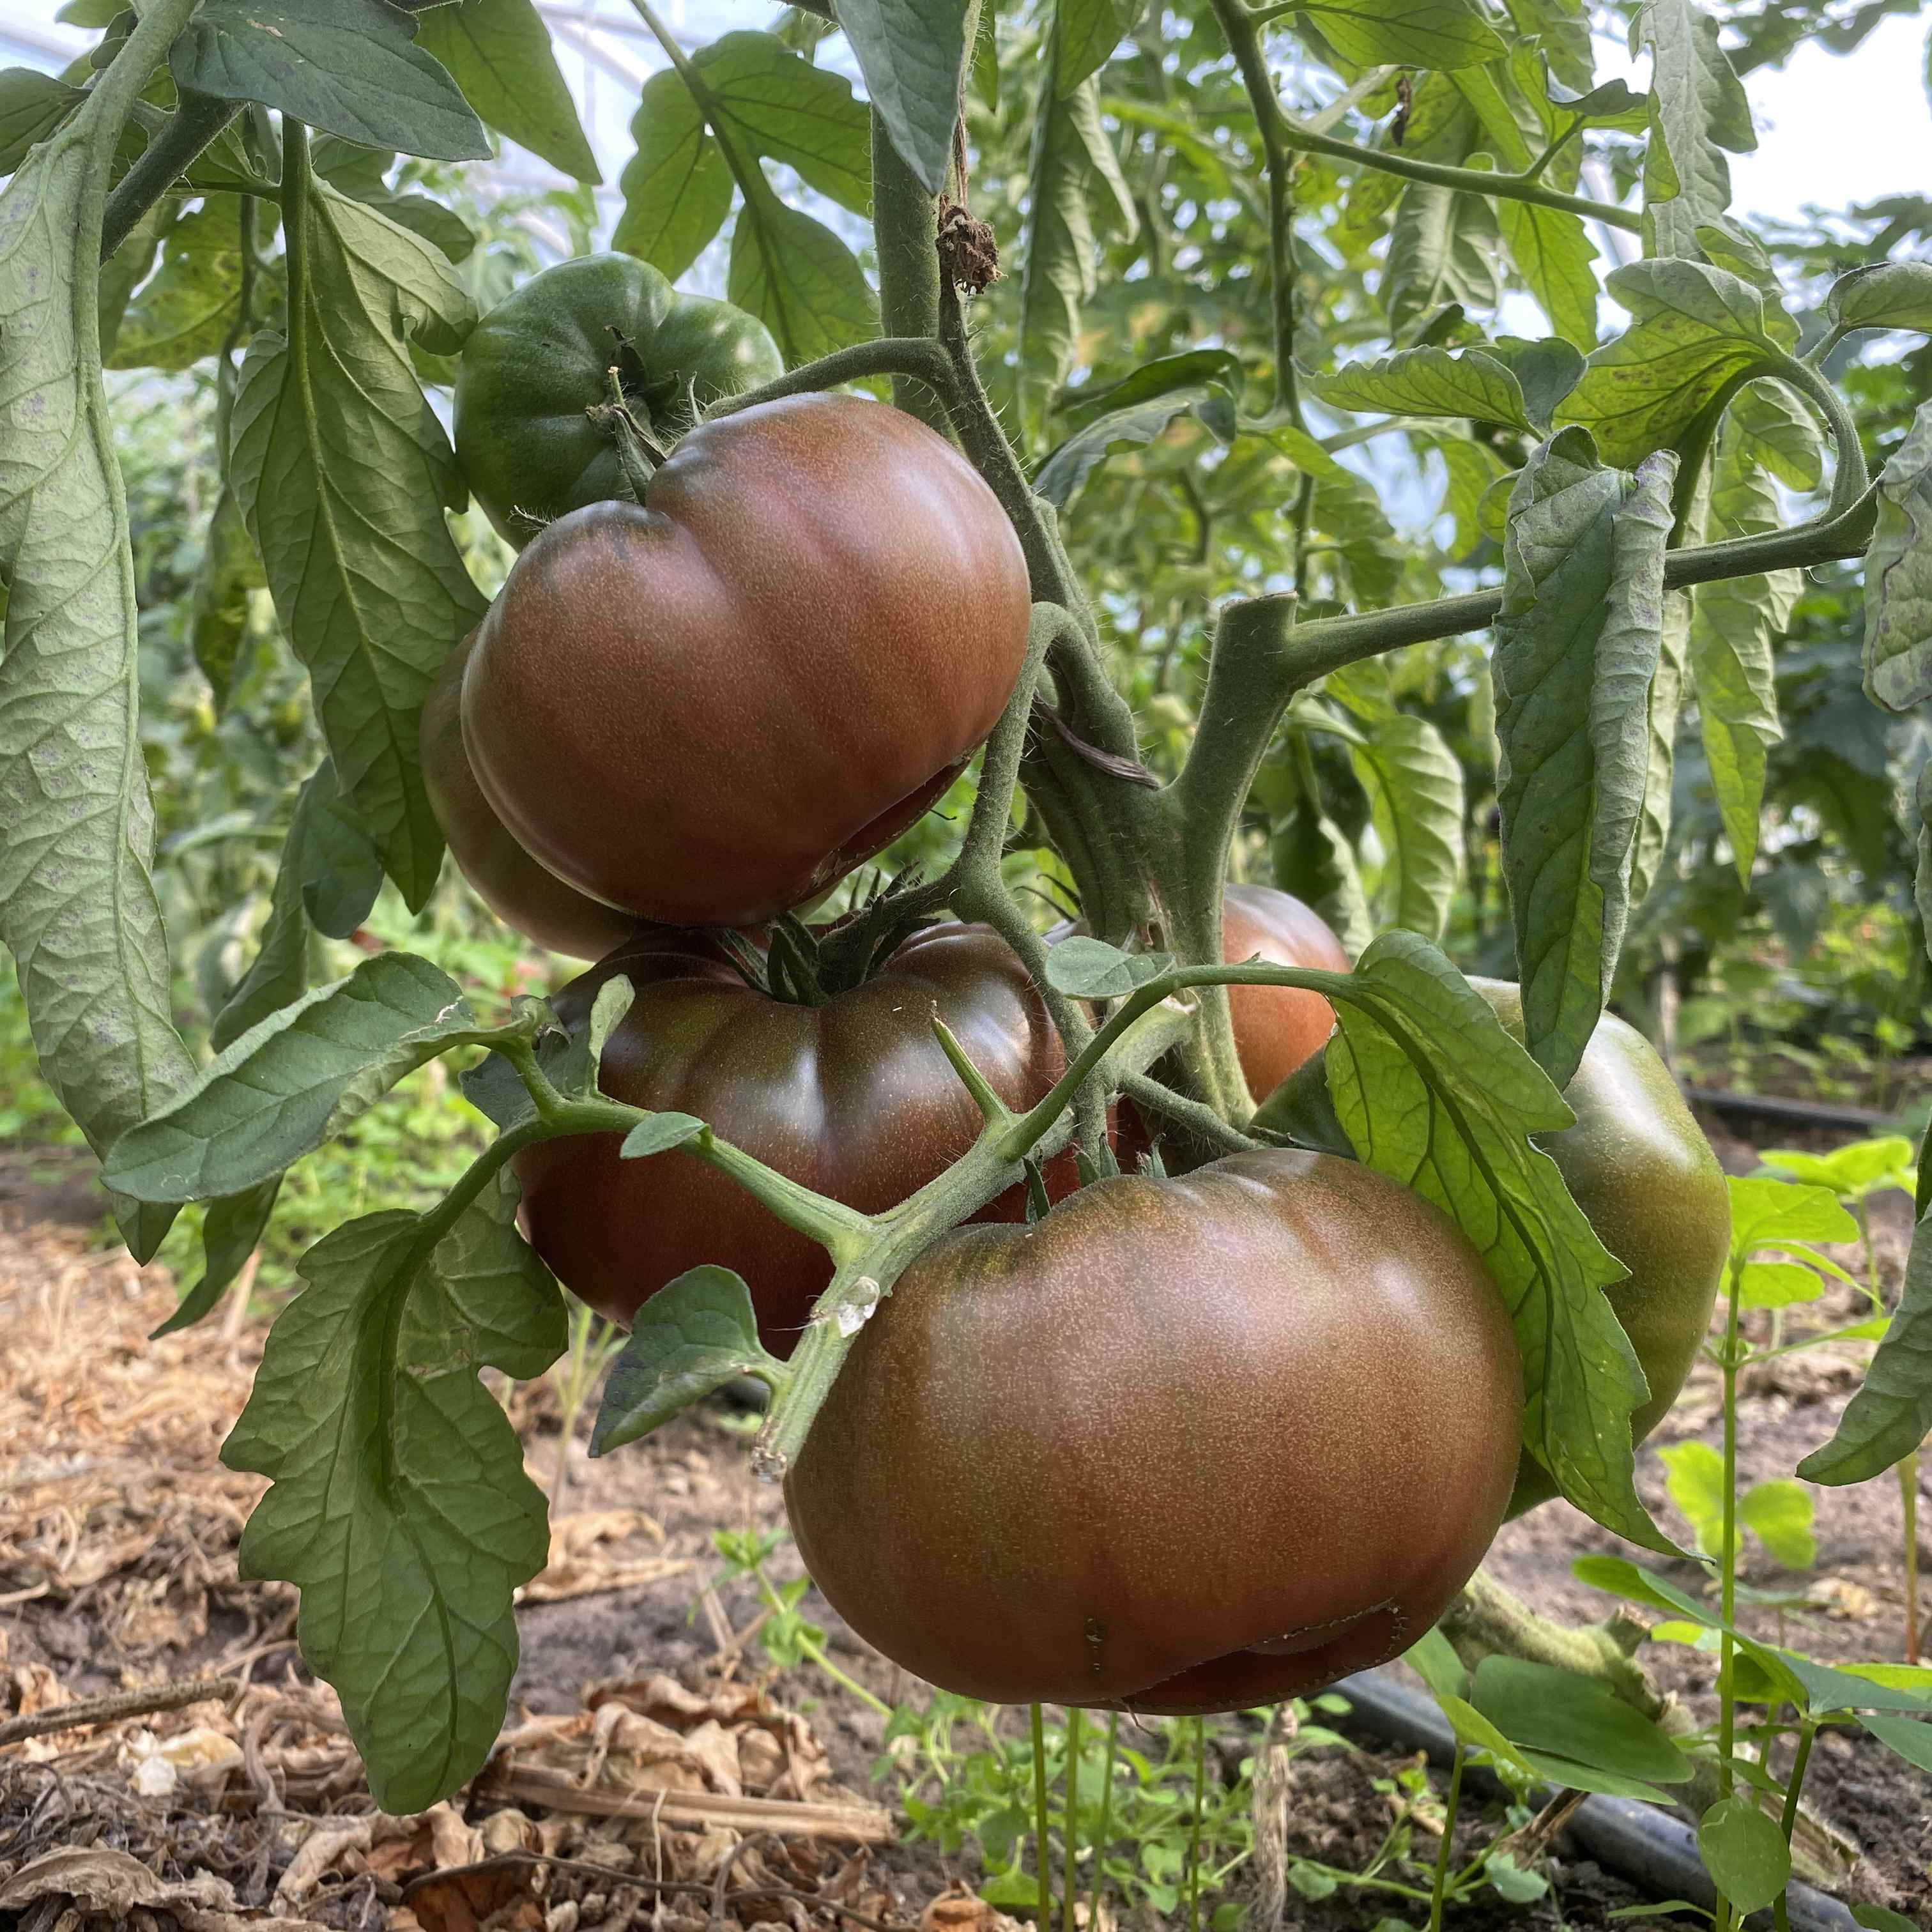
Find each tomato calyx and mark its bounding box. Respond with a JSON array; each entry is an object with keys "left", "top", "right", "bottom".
[
  {"left": 714, "top": 891, "right": 954, "bottom": 1008},
  {"left": 710, "top": 920, "right": 836, "bottom": 1006},
  {"left": 585, "top": 362, "right": 668, "bottom": 498}
]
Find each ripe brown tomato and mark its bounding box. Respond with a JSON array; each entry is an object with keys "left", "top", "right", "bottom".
[
  {"left": 1473, "top": 981, "right": 1730, "bottom": 1517},
  {"left": 513, "top": 922, "right": 1081, "bottom": 1353},
  {"left": 420, "top": 632, "right": 640, "bottom": 960},
  {"left": 461, "top": 394, "right": 1032, "bottom": 929},
  {"left": 785, "top": 1149, "right": 1521, "bottom": 1711}
]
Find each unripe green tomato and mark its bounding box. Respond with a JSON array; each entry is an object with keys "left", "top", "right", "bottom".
[
  {"left": 452, "top": 254, "right": 783, "bottom": 547},
  {"left": 1473, "top": 979, "right": 1731, "bottom": 1517},
  {"left": 419, "top": 632, "right": 640, "bottom": 960},
  {"left": 785, "top": 1149, "right": 1522, "bottom": 1712}
]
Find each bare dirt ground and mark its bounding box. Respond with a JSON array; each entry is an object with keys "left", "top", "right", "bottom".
[{"left": 1, "top": 1122, "right": 1928, "bottom": 1932}]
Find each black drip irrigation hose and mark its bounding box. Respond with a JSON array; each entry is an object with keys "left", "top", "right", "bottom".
[
  {"left": 1333, "top": 1670, "right": 1864, "bottom": 1932},
  {"left": 1680, "top": 1084, "right": 1897, "bottom": 1135}
]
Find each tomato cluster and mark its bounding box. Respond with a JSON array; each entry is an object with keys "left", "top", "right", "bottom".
[{"left": 433, "top": 263, "right": 1729, "bottom": 1719}]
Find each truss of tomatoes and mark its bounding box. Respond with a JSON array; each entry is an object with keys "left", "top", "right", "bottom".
[{"left": 433, "top": 268, "right": 1729, "bottom": 1716}]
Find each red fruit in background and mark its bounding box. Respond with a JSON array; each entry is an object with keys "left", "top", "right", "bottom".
[{"left": 1218, "top": 881, "right": 1350, "bottom": 1102}]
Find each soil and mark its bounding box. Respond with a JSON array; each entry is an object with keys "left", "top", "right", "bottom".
[{"left": 1, "top": 1116, "right": 1929, "bottom": 1932}]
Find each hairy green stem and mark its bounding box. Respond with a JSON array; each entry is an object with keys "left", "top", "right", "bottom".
[
  {"left": 707, "top": 337, "right": 963, "bottom": 418},
  {"left": 1230, "top": 3, "right": 1639, "bottom": 230},
  {"left": 1441, "top": 1570, "right": 1662, "bottom": 1719},
  {"left": 1206, "top": 0, "right": 1302, "bottom": 423},
  {"left": 871, "top": 109, "right": 949, "bottom": 435},
  {"left": 1119, "top": 1071, "right": 1262, "bottom": 1156},
  {"left": 1771, "top": 351, "right": 1872, "bottom": 513},
  {"left": 1279, "top": 486, "right": 1880, "bottom": 673},
  {"left": 101, "top": 88, "right": 241, "bottom": 262}
]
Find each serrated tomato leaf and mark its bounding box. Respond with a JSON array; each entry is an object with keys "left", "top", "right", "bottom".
[
  {"left": 222, "top": 1170, "right": 565, "bottom": 1813},
  {"left": 229, "top": 158, "right": 486, "bottom": 909},
  {"left": 0, "top": 50, "right": 197, "bottom": 1262},
  {"left": 107, "top": 953, "right": 529, "bottom": 1202},
  {"left": 173, "top": 0, "right": 489, "bottom": 162},
  {"left": 1323, "top": 933, "right": 1666, "bottom": 1552},
  {"left": 1863, "top": 401, "right": 1932, "bottom": 714},
  {"left": 1494, "top": 429, "right": 1676, "bottom": 1091}
]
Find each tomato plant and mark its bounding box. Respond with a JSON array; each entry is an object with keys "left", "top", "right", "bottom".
[{"left": 4, "top": 0, "right": 1931, "bottom": 1924}]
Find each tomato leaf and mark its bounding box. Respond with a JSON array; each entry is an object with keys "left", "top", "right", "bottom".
[
  {"left": 222, "top": 1170, "right": 564, "bottom": 1813},
  {"left": 1829, "top": 261, "right": 1932, "bottom": 339},
  {"left": 1483, "top": 337, "right": 1588, "bottom": 438},
  {"left": 1799, "top": 1198, "right": 1932, "bottom": 1485},
  {"left": 416, "top": 0, "right": 601, "bottom": 185},
  {"left": 836, "top": 0, "right": 970, "bottom": 197},
  {"left": 188, "top": 482, "right": 263, "bottom": 717},
  {"left": 1631, "top": 567, "right": 1691, "bottom": 910},
  {"left": 106, "top": 202, "right": 245, "bottom": 372},
  {"left": 591, "top": 1266, "right": 785, "bottom": 1454},
  {"left": 620, "top": 1115, "right": 709, "bottom": 1159},
  {"left": 695, "top": 31, "right": 873, "bottom": 214},
  {"left": 1696, "top": 1798, "right": 1789, "bottom": 1915},
  {"left": 229, "top": 157, "right": 486, "bottom": 908},
  {"left": 210, "top": 762, "right": 383, "bottom": 1052},
  {"left": 1019, "top": 36, "right": 1137, "bottom": 442},
  {"left": 1036, "top": 351, "right": 1241, "bottom": 508},
  {"left": 728, "top": 185, "right": 878, "bottom": 365},
  {"left": 108, "top": 954, "right": 530, "bottom": 1202},
  {"left": 0, "top": 68, "right": 85, "bottom": 175},
  {"left": 1494, "top": 429, "right": 1676, "bottom": 1091},
  {"left": 1307, "top": 348, "right": 1535, "bottom": 436},
  {"left": 1557, "top": 259, "right": 1784, "bottom": 468},
  {"left": 1324, "top": 933, "right": 1667, "bottom": 1552},
  {"left": 0, "top": 50, "right": 197, "bottom": 1263},
  {"left": 1292, "top": 0, "right": 1505, "bottom": 72},
  {"left": 614, "top": 68, "right": 734, "bottom": 280},
  {"left": 1334, "top": 701, "right": 1465, "bottom": 945},
  {"left": 1269, "top": 796, "right": 1376, "bottom": 959},
  {"left": 172, "top": 0, "right": 487, "bottom": 162},
  {"left": 1045, "top": 936, "right": 1177, "bottom": 1000},
  {"left": 152, "top": 1176, "right": 282, "bottom": 1338},
  {"left": 1056, "top": 0, "right": 1138, "bottom": 94},
  {"left": 1688, "top": 420, "right": 1797, "bottom": 881},
  {"left": 1636, "top": 0, "right": 1756, "bottom": 261},
  {"left": 1862, "top": 400, "right": 1932, "bottom": 714}
]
